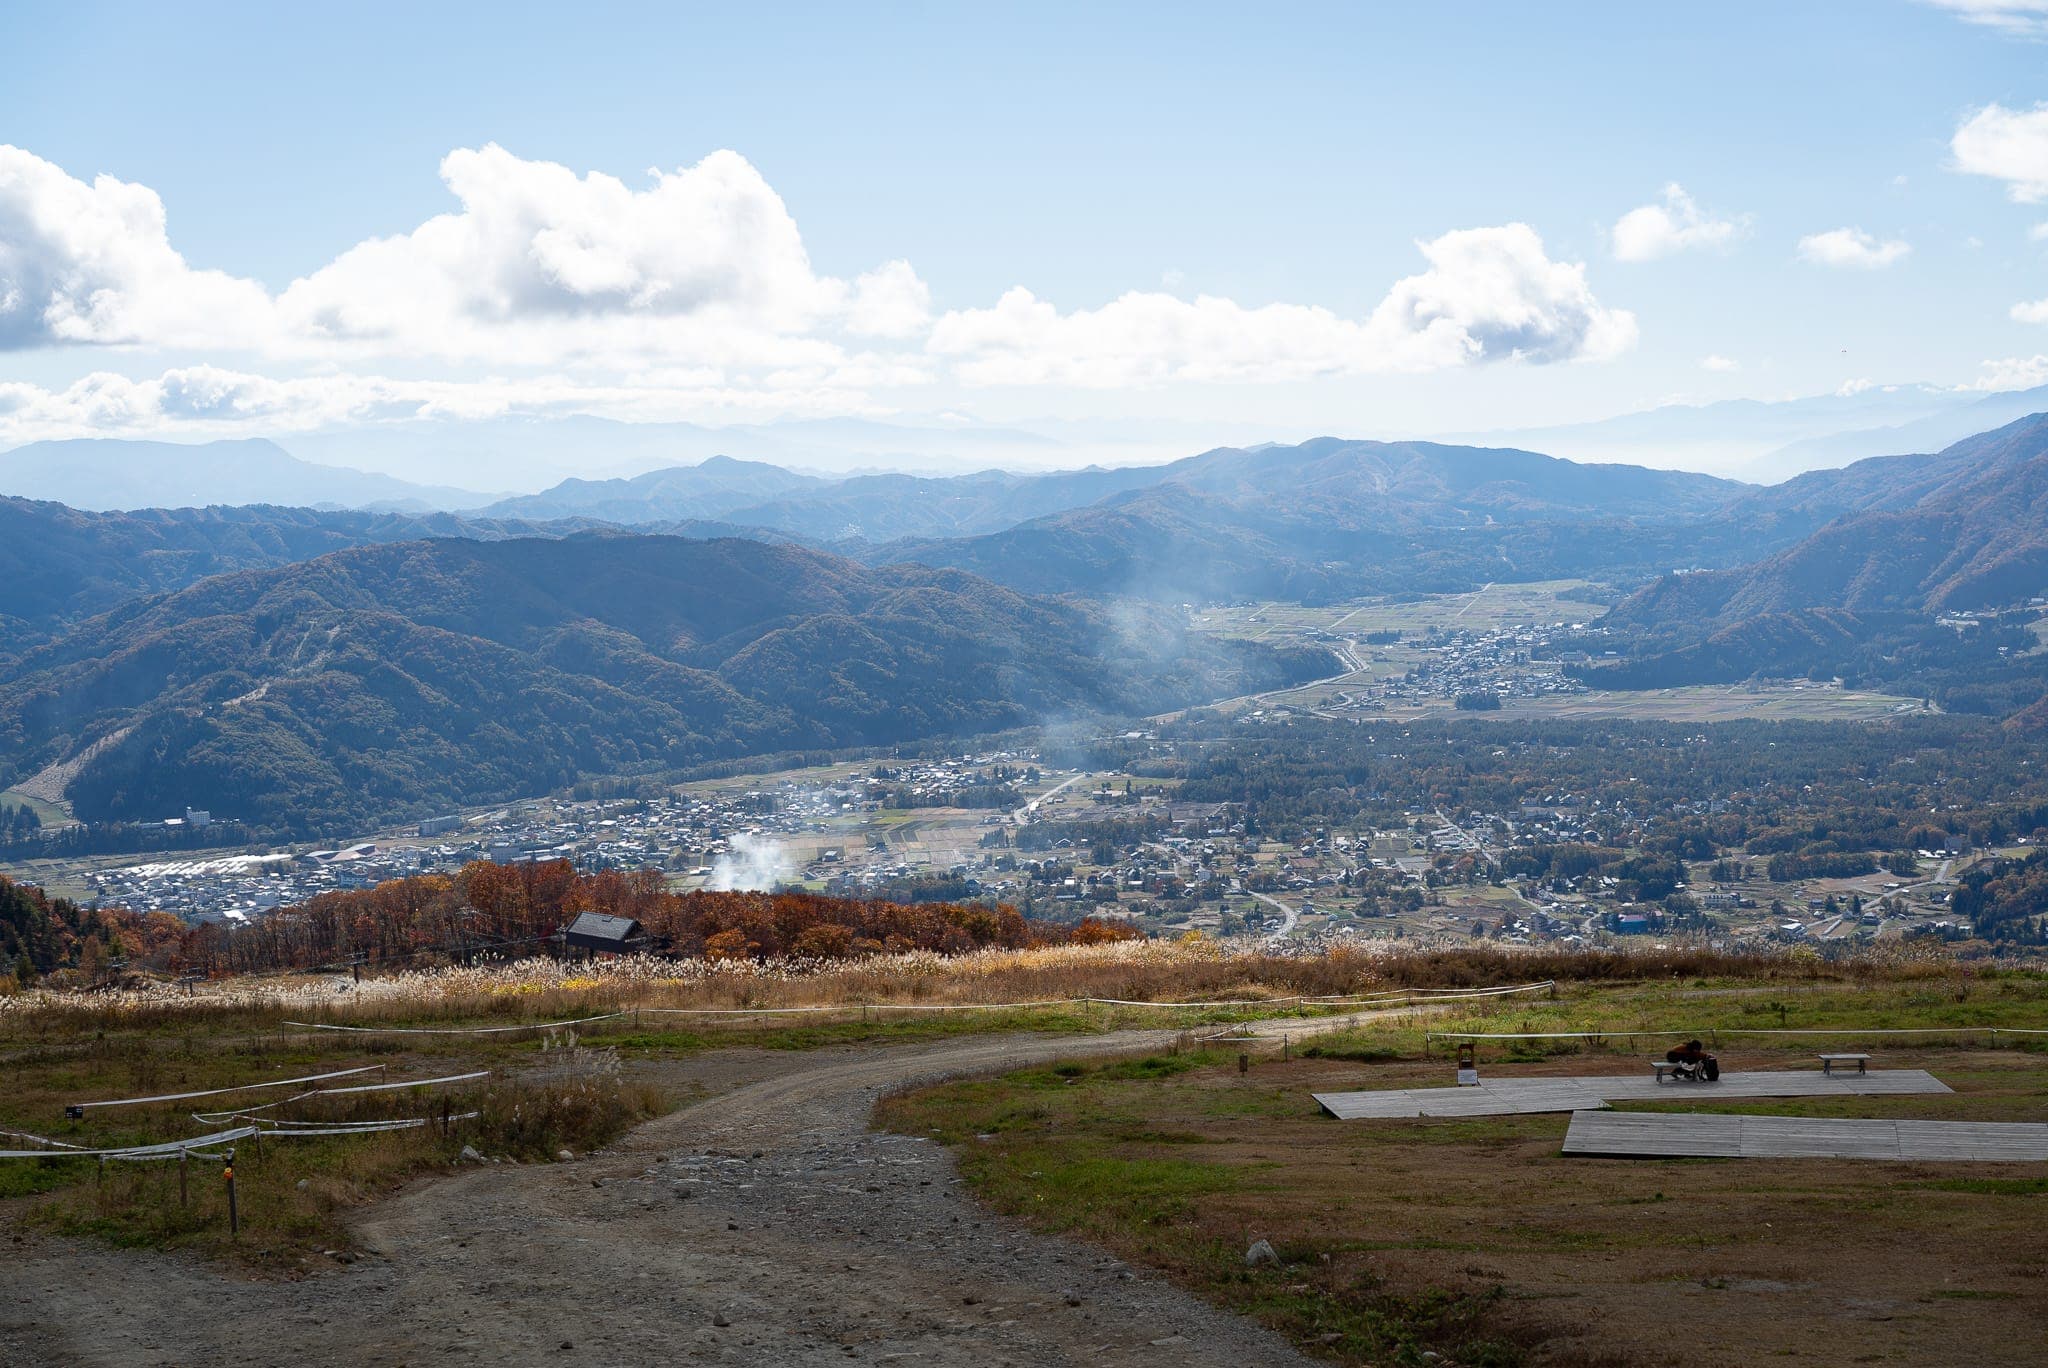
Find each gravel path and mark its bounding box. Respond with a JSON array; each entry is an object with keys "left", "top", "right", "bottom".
[{"left": 2, "top": 1029, "right": 1320, "bottom": 1367}]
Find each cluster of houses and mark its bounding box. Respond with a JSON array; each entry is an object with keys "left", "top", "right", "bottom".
[
  {"left": 68, "top": 752, "right": 1058, "bottom": 923},
  {"left": 1333, "top": 621, "right": 1596, "bottom": 711}
]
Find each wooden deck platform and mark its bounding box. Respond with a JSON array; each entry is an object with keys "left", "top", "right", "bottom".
[
  {"left": 1562, "top": 1110, "right": 2048, "bottom": 1162},
  {"left": 1312, "top": 1069, "right": 1951, "bottom": 1120}
]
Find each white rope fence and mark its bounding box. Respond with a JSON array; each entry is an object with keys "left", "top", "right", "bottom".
[
  {"left": 245, "top": 1113, "right": 480, "bottom": 1138},
  {"left": 69, "top": 1065, "right": 385, "bottom": 1111},
  {"left": 283, "top": 1011, "right": 626, "bottom": 1036},
  {"left": 0, "top": 1127, "right": 88, "bottom": 1152},
  {"left": 192, "top": 1070, "right": 490, "bottom": 1124},
  {"left": 0, "top": 1125, "right": 260, "bottom": 1161}
]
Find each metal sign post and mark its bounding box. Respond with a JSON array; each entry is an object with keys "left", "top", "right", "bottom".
[{"left": 1456, "top": 1042, "right": 1479, "bottom": 1086}]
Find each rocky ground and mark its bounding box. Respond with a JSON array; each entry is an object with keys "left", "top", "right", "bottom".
[{"left": 2, "top": 1031, "right": 1317, "bottom": 1367}]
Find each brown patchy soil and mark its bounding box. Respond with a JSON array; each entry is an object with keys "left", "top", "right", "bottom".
[{"left": 892, "top": 1046, "right": 2048, "bottom": 1367}]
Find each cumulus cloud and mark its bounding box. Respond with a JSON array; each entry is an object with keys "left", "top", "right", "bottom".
[
  {"left": 0, "top": 144, "right": 276, "bottom": 349},
  {"left": 2013, "top": 297, "right": 2048, "bottom": 323},
  {"left": 2, "top": 142, "right": 1636, "bottom": 429},
  {"left": 1610, "top": 184, "right": 1749, "bottom": 262},
  {"left": 1952, "top": 103, "right": 2048, "bottom": 202},
  {"left": 1924, "top": 1, "right": 2048, "bottom": 37},
  {"left": 1700, "top": 353, "right": 1740, "bottom": 372},
  {"left": 1797, "top": 227, "right": 1911, "bottom": 269},
  {"left": 273, "top": 144, "right": 932, "bottom": 367},
  {"left": 930, "top": 223, "right": 1635, "bottom": 386},
  {"left": 1, "top": 142, "right": 926, "bottom": 371},
  {"left": 844, "top": 259, "right": 932, "bottom": 338}
]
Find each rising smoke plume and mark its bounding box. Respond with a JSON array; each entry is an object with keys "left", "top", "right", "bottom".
[{"left": 709, "top": 832, "right": 795, "bottom": 892}]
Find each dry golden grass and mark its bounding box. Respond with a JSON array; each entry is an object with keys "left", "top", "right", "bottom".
[{"left": 0, "top": 938, "right": 1974, "bottom": 1034}]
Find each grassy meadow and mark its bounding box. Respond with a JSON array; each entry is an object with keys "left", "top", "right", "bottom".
[{"left": 879, "top": 970, "right": 2048, "bottom": 1368}]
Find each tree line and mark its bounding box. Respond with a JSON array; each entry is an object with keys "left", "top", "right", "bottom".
[{"left": 4, "top": 862, "right": 1137, "bottom": 983}]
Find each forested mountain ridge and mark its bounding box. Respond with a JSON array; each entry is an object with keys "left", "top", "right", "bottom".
[
  {"left": 1131, "top": 437, "right": 1746, "bottom": 523},
  {"left": 1607, "top": 413, "right": 2048, "bottom": 636},
  {"left": 0, "top": 496, "right": 559, "bottom": 655},
  {"left": 873, "top": 443, "right": 1764, "bottom": 601},
  {"left": 480, "top": 455, "right": 828, "bottom": 523},
  {"left": 0, "top": 535, "right": 1333, "bottom": 834},
  {"left": 492, "top": 436, "right": 1749, "bottom": 543},
  {"left": 0, "top": 495, "right": 805, "bottom": 658},
  {"left": 482, "top": 454, "right": 1175, "bottom": 539}
]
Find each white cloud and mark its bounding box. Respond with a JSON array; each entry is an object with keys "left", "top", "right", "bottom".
[
  {"left": 1963, "top": 353, "right": 2048, "bottom": 389},
  {"left": 1923, "top": 1, "right": 2048, "bottom": 37},
  {"left": 0, "top": 144, "right": 276, "bottom": 349},
  {"left": 1797, "top": 227, "right": 1911, "bottom": 269},
  {"left": 2013, "top": 297, "right": 2048, "bottom": 323},
  {"left": 0, "top": 142, "right": 926, "bottom": 373},
  {"left": 0, "top": 143, "right": 1635, "bottom": 428},
  {"left": 1610, "top": 184, "right": 1748, "bottom": 262},
  {"left": 0, "top": 364, "right": 902, "bottom": 447},
  {"left": 2031, "top": 222, "right": 2048, "bottom": 241},
  {"left": 1700, "top": 354, "right": 1740, "bottom": 372},
  {"left": 274, "top": 144, "right": 925, "bottom": 367},
  {"left": 1951, "top": 103, "right": 2048, "bottom": 202},
  {"left": 843, "top": 260, "right": 932, "bottom": 339},
  {"left": 930, "top": 224, "right": 1636, "bottom": 386}
]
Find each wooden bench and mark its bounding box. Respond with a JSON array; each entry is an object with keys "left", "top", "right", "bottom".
[
  {"left": 1651, "top": 1060, "right": 1698, "bottom": 1083},
  {"left": 1819, "top": 1053, "right": 1870, "bottom": 1076}
]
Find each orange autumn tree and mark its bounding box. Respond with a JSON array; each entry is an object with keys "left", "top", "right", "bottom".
[{"left": 152, "top": 860, "right": 1137, "bottom": 975}]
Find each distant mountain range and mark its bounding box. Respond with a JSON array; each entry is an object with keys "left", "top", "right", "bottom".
[
  {"left": 19, "top": 380, "right": 2047, "bottom": 520},
  {"left": 1463, "top": 383, "right": 2048, "bottom": 482},
  {"left": 12, "top": 409, "right": 2048, "bottom": 836},
  {"left": 283, "top": 414, "right": 1118, "bottom": 490},
  {"left": 0, "top": 497, "right": 558, "bottom": 658},
  {"left": 486, "top": 454, "right": 1184, "bottom": 539},
  {"left": 872, "top": 438, "right": 1756, "bottom": 600},
  {"left": 0, "top": 438, "right": 500, "bottom": 512},
  {"left": 0, "top": 536, "right": 1332, "bottom": 833}
]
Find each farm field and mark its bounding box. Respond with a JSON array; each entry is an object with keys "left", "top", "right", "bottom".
[
  {"left": 1188, "top": 582, "right": 1924, "bottom": 724},
  {"left": 0, "top": 789, "right": 75, "bottom": 829},
  {"left": 1194, "top": 581, "right": 1614, "bottom": 642}
]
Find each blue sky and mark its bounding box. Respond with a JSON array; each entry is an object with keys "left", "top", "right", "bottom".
[{"left": 4, "top": 1, "right": 2048, "bottom": 477}]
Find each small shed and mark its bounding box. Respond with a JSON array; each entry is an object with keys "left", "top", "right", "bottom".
[{"left": 562, "top": 912, "right": 645, "bottom": 956}]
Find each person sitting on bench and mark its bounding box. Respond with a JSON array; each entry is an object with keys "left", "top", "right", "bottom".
[{"left": 1664, "top": 1039, "right": 1719, "bottom": 1081}]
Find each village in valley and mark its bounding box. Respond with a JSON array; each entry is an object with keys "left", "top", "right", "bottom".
[{"left": 4, "top": 722, "right": 1980, "bottom": 957}]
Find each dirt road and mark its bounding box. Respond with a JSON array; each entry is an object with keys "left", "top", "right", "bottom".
[{"left": 2, "top": 1029, "right": 1319, "bottom": 1367}]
